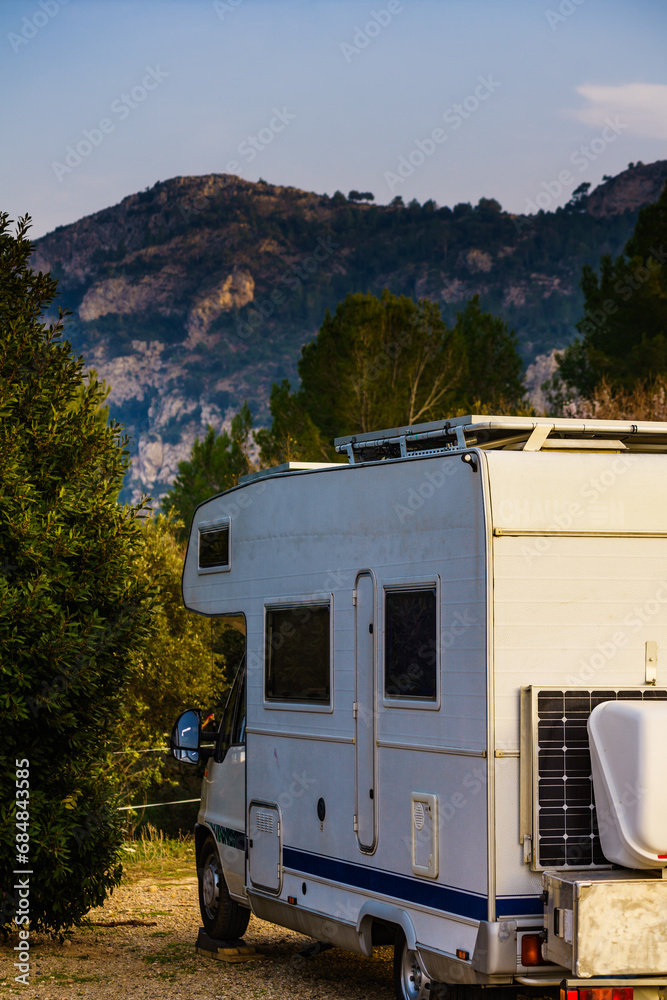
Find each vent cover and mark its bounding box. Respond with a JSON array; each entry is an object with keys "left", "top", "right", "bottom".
[
  {"left": 411, "top": 793, "right": 438, "bottom": 878},
  {"left": 531, "top": 688, "right": 667, "bottom": 869},
  {"left": 256, "top": 810, "right": 274, "bottom": 834}
]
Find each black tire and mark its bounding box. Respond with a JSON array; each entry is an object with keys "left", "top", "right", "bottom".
[
  {"left": 197, "top": 835, "right": 250, "bottom": 940},
  {"left": 393, "top": 928, "right": 431, "bottom": 1000}
]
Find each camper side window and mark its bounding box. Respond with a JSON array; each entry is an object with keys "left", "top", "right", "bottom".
[
  {"left": 198, "top": 522, "right": 230, "bottom": 571},
  {"left": 265, "top": 605, "right": 330, "bottom": 704},
  {"left": 384, "top": 589, "right": 437, "bottom": 700}
]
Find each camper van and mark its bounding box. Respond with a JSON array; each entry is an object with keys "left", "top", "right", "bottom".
[{"left": 171, "top": 415, "right": 667, "bottom": 1000}]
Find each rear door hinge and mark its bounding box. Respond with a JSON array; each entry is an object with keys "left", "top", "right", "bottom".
[
  {"left": 353, "top": 814, "right": 358, "bottom": 832},
  {"left": 352, "top": 701, "right": 358, "bottom": 719}
]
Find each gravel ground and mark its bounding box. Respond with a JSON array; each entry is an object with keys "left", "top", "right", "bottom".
[
  {"left": 0, "top": 865, "right": 395, "bottom": 1000},
  {"left": 0, "top": 861, "right": 556, "bottom": 1000}
]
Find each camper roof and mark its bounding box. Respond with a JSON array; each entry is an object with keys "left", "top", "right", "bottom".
[{"left": 334, "top": 414, "right": 667, "bottom": 464}]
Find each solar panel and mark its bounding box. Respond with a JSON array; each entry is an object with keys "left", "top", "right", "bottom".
[{"left": 533, "top": 687, "right": 667, "bottom": 869}]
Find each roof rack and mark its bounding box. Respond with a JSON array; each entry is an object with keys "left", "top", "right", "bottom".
[{"left": 334, "top": 415, "right": 667, "bottom": 465}]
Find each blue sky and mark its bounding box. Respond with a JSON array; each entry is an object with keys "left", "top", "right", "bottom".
[{"left": 2, "top": 0, "right": 666, "bottom": 237}]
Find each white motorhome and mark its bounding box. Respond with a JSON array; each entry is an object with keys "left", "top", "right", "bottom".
[{"left": 171, "top": 415, "right": 667, "bottom": 1000}]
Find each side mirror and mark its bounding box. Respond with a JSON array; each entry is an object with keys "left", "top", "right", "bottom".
[{"left": 170, "top": 709, "right": 201, "bottom": 764}]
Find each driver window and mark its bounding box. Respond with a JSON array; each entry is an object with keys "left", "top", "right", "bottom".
[
  {"left": 232, "top": 674, "right": 246, "bottom": 745},
  {"left": 212, "top": 614, "right": 246, "bottom": 762}
]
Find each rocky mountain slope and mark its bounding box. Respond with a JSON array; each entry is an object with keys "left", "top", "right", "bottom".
[{"left": 30, "top": 161, "right": 667, "bottom": 501}]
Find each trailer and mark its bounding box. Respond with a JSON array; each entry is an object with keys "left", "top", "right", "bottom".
[{"left": 171, "top": 415, "right": 667, "bottom": 1000}]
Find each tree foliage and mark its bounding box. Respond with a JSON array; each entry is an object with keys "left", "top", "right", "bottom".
[
  {"left": 162, "top": 404, "right": 255, "bottom": 537},
  {"left": 255, "top": 380, "right": 334, "bottom": 467},
  {"left": 257, "top": 289, "right": 525, "bottom": 460},
  {"left": 451, "top": 294, "right": 525, "bottom": 411},
  {"left": 112, "top": 514, "right": 237, "bottom": 825},
  {"left": 555, "top": 182, "right": 667, "bottom": 396},
  {"left": 116, "top": 516, "right": 224, "bottom": 770},
  {"left": 0, "top": 214, "right": 155, "bottom": 935}
]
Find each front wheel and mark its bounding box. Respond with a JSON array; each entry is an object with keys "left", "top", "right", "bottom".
[
  {"left": 198, "top": 835, "right": 250, "bottom": 940},
  {"left": 393, "top": 929, "right": 431, "bottom": 1000}
]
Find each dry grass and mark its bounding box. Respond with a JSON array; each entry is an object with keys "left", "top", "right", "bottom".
[
  {"left": 564, "top": 376, "right": 667, "bottom": 421},
  {"left": 120, "top": 824, "right": 195, "bottom": 881}
]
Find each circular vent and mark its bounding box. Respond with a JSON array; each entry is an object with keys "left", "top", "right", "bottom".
[{"left": 414, "top": 801, "right": 425, "bottom": 831}]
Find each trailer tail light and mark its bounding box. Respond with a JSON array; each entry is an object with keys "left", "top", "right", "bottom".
[
  {"left": 521, "top": 933, "right": 549, "bottom": 966},
  {"left": 562, "top": 988, "right": 633, "bottom": 1000}
]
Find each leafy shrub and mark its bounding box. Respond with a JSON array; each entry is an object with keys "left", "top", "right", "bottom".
[{"left": 0, "top": 214, "right": 155, "bottom": 935}]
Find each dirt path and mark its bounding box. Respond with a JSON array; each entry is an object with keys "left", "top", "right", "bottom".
[{"left": 0, "top": 866, "right": 394, "bottom": 999}]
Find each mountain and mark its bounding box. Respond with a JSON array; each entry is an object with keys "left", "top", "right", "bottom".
[{"left": 30, "top": 160, "right": 667, "bottom": 501}]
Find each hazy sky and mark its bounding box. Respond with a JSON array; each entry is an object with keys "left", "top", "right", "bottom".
[{"left": 2, "top": 0, "right": 666, "bottom": 238}]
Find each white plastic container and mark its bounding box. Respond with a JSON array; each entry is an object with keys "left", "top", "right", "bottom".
[{"left": 588, "top": 700, "right": 667, "bottom": 868}]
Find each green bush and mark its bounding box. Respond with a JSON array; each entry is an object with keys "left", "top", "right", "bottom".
[{"left": 0, "top": 214, "right": 156, "bottom": 935}]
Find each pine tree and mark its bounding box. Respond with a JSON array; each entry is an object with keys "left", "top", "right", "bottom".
[{"left": 556, "top": 183, "right": 667, "bottom": 395}]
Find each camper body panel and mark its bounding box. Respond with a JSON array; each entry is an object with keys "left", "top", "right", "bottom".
[
  {"left": 487, "top": 450, "right": 667, "bottom": 907},
  {"left": 181, "top": 437, "right": 667, "bottom": 986},
  {"left": 201, "top": 745, "right": 247, "bottom": 900},
  {"left": 185, "top": 454, "right": 491, "bottom": 962}
]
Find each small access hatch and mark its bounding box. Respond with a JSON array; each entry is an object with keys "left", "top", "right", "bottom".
[
  {"left": 248, "top": 802, "right": 281, "bottom": 893},
  {"left": 411, "top": 792, "right": 438, "bottom": 878}
]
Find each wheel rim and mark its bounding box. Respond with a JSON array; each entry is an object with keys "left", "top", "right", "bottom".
[
  {"left": 399, "top": 940, "right": 430, "bottom": 1000},
  {"left": 202, "top": 853, "right": 220, "bottom": 917}
]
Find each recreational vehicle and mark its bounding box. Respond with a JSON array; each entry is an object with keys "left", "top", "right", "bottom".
[{"left": 171, "top": 415, "right": 667, "bottom": 1000}]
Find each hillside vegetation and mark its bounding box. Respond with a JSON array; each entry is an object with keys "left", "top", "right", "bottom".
[{"left": 29, "top": 161, "right": 667, "bottom": 499}]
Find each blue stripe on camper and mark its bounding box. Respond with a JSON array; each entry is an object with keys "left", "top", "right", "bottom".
[
  {"left": 496, "top": 895, "right": 543, "bottom": 917},
  {"left": 282, "top": 847, "right": 488, "bottom": 921}
]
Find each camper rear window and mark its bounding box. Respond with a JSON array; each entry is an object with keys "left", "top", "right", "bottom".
[
  {"left": 384, "top": 589, "right": 437, "bottom": 700},
  {"left": 265, "top": 605, "right": 330, "bottom": 704},
  {"left": 198, "top": 525, "right": 229, "bottom": 569}
]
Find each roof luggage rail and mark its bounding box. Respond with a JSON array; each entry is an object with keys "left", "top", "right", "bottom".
[{"left": 334, "top": 414, "right": 667, "bottom": 465}]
